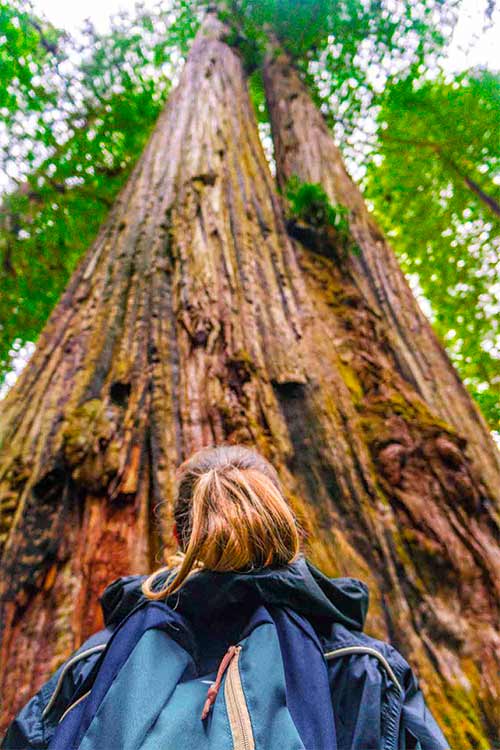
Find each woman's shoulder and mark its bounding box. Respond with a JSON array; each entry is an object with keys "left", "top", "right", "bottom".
[
  {"left": 0, "top": 627, "right": 111, "bottom": 750},
  {"left": 98, "top": 572, "right": 149, "bottom": 628},
  {"left": 2, "top": 574, "right": 152, "bottom": 749}
]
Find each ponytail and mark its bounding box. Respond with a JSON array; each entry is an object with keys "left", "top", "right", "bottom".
[{"left": 141, "top": 446, "right": 301, "bottom": 600}]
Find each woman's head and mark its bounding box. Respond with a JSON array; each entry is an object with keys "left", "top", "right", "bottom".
[{"left": 141, "top": 444, "right": 301, "bottom": 600}]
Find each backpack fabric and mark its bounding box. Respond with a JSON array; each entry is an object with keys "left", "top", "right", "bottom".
[
  {"left": 46, "top": 599, "right": 337, "bottom": 750},
  {"left": 1, "top": 556, "right": 450, "bottom": 750}
]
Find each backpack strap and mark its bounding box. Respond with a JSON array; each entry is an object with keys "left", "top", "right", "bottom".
[
  {"left": 48, "top": 600, "right": 196, "bottom": 750},
  {"left": 41, "top": 643, "right": 108, "bottom": 721},
  {"left": 269, "top": 606, "right": 338, "bottom": 750}
]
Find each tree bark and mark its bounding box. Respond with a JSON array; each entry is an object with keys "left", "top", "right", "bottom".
[
  {"left": 0, "top": 18, "right": 498, "bottom": 750},
  {"left": 263, "top": 52, "right": 500, "bottom": 748}
]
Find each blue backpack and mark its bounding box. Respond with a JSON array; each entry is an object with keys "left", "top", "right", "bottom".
[
  {"left": 47, "top": 597, "right": 336, "bottom": 750},
  {"left": 2, "top": 557, "right": 450, "bottom": 750}
]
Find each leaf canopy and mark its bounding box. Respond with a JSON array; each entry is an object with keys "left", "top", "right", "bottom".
[{"left": 364, "top": 69, "right": 500, "bottom": 426}]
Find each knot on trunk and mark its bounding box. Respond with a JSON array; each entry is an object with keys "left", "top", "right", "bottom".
[
  {"left": 433, "top": 435, "right": 481, "bottom": 511},
  {"left": 377, "top": 442, "right": 407, "bottom": 485},
  {"left": 226, "top": 350, "right": 257, "bottom": 397},
  {"left": 435, "top": 436, "right": 464, "bottom": 468},
  {"left": 286, "top": 218, "right": 354, "bottom": 260},
  {"left": 61, "top": 398, "right": 122, "bottom": 493},
  {"left": 179, "top": 308, "right": 220, "bottom": 351},
  {"left": 109, "top": 380, "right": 131, "bottom": 408}
]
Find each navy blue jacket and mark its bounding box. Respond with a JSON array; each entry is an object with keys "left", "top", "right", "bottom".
[{"left": 1, "top": 556, "right": 450, "bottom": 749}]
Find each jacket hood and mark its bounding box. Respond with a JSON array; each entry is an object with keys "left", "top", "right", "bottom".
[{"left": 99, "top": 554, "right": 369, "bottom": 634}]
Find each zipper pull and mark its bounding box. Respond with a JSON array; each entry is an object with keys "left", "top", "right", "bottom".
[{"left": 201, "top": 644, "right": 240, "bottom": 720}]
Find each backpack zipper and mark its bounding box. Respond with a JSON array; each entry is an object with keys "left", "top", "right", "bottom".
[
  {"left": 224, "top": 645, "right": 255, "bottom": 750},
  {"left": 58, "top": 690, "right": 91, "bottom": 723},
  {"left": 323, "top": 646, "right": 403, "bottom": 696},
  {"left": 42, "top": 644, "right": 106, "bottom": 719}
]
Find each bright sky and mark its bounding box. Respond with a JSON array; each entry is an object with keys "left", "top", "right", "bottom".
[{"left": 31, "top": 0, "right": 500, "bottom": 72}]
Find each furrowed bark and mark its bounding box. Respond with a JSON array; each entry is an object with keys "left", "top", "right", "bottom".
[
  {"left": 264, "top": 54, "right": 500, "bottom": 496},
  {"left": 263, "top": 52, "right": 500, "bottom": 748}
]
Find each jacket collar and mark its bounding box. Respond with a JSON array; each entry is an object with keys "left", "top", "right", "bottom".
[{"left": 99, "top": 554, "right": 369, "bottom": 633}]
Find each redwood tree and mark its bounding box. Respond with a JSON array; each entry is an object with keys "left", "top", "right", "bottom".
[{"left": 0, "top": 14, "right": 499, "bottom": 749}]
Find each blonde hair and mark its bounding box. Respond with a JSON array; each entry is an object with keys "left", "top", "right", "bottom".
[{"left": 141, "top": 444, "right": 301, "bottom": 600}]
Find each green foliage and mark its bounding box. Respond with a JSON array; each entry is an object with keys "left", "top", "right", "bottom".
[
  {"left": 0, "top": 0, "right": 60, "bottom": 119},
  {"left": 220, "top": 0, "right": 332, "bottom": 65},
  {"left": 286, "top": 176, "right": 338, "bottom": 228},
  {"left": 0, "top": 0, "right": 199, "bottom": 382},
  {"left": 364, "top": 69, "right": 500, "bottom": 428},
  {"left": 223, "top": 0, "right": 457, "bottom": 135},
  {"left": 247, "top": 68, "right": 269, "bottom": 123},
  {"left": 285, "top": 175, "right": 359, "bottom": 256}
]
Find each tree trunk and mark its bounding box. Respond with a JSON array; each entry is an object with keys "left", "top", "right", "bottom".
[
  {"left": 0, "top": 18, "right": 498, "bottom": 750},
  {"left": 263, "top": 52, "right": 500, "bottom": 747}
]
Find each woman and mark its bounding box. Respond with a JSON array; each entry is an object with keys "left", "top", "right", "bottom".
[{"left": 2, "top": 444, "right": 449, "bottom": 750}]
